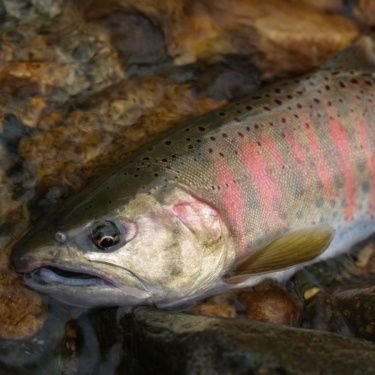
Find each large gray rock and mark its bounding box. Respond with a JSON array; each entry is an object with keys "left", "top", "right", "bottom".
[{"left": 121, "top": 308, "right": 375, "bottom": 375}]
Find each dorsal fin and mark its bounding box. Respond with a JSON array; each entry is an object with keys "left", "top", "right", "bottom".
[{"left": 323, "top": 36, "right": 375, "bottom": 72}]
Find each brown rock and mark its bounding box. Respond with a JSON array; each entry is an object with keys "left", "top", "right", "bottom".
[
  {"left": 96, "top": 0, "right": 358, "bottom": 77},
  {"left": 293, "top": 0, "right": 344, "bottom": 12},
  {"left": 193, "top": 302, "right": 237, "bottom": 319},
  {"left": 0, "top": 261, "right": 46, "bottom": 339},
  {"left": 333, "top": 285, "right": 375, "bottom": 341},
  {"left": 0, "top": 16, "right": 124, "bottom": 128},
  {"left": 121, "top": 308, "right": 375, "bottom": 374},
  {"left": 238, "top": 281, "right": 300, "bottom": 326},
  {"left": 354, "top": 0, "right": 375, "bottom": 28}
]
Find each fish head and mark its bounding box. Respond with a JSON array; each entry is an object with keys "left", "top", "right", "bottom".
[{"left": 11, "top": 185, "right": 236, "bottom": 307}]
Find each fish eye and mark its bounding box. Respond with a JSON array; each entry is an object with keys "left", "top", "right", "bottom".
[{"left": 91, "top": 221, "right": 120, "bottom": 250}]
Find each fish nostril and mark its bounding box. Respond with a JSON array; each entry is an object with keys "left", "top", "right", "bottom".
[{"left": 55, "top": 231, "right": 67, "bottom": 244}]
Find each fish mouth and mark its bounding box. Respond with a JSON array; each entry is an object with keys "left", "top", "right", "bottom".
[{"left": 24, "top": 264, "right": 116, "bottom": 288}]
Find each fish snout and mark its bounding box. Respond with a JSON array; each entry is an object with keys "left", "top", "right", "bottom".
[{"left": 10, "top": 233, "right": 57, "bottom": 273}]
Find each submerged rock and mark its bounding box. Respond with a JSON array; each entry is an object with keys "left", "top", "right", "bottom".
[
  {"left": 333, "top": 285, "right": 375, "bottom": 342},
  {"left": 121, "top": 308, "right": 375, "bottom": 375}
]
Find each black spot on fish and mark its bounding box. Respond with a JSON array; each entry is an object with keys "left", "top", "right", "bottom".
[
  {"left": 315, "top": 197, "right": 324, "bottom": 208},
  {"left": 361, "top": 181, "right": 370, "bottom": 193}
]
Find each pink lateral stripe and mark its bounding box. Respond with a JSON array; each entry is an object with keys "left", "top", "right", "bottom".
[
  {"left": 284, "top": 130, "right": 306, "bottom": 165},
  {"left": 216, "top": 164, "right": 247, "bottom": 254},
  {"left": 328, "top": 116, "right": 356, "bottom": 219},
  {"left": 303, "top": 123, "right": 334, "bottom": 197},
  {"left": 240, "top": 136, "right": 286, "bottom": 229},
  {"left": 356, "top": 119, "right": 375, "bottom": 209}
]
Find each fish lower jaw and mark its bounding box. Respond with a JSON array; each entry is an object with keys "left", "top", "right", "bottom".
[{"left": 25, "top": 266, "right": 115, "bottom": 288}]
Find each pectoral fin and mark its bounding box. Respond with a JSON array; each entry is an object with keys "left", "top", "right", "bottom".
[{"left": 224, "top": 226, "right": 334, "bottom": 284}]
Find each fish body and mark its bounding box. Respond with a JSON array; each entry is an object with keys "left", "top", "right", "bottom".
[{"left": 11, "top": 38, "right": 375, "bottom": 307}]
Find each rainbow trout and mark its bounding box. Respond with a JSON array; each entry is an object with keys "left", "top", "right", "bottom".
[{"left": 11, "top": 37, "right": 375, "bottom": 307}]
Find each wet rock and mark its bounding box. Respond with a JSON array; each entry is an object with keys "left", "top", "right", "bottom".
[
  {"left": 0, "top": 269, "right": 46, "bottom": 340},
  {"left": 193, "top": 56, "right": 261, "bottom": 100},
  {"left": 0, "top": 135, "right": 45, "bottom": 340},
  {"left": 298, "top": 283, "right": 375, "bottom": 342},
  {"left": 121, "top": 308, "right": 375, "bottom": 375},
  {"left": 0, "top": 129, "right": 28, "bottom": 249},
  {"left": 192, "top": 293, "right": 238, "bottom": 318},
  {"left": 333, "top": 285, "right": 375, "bottom": 341},
  {"left": 290, "top": 242, "right": 375, "bottom": 339},
  {"left": 0, "top": 17, "right": 124, "bottom": 128},
  {"left": 193, "top": 281, "right": 300, "bottom": 325},
  {"left": 2, "top": 0, "right": 63, "bottom": 20},
  {"left": 354, "top": 0, "right": 375, "bottom": 29},
  {"left": 89, "top": 9, "right": 169, "bottom": 74},
  {"left": 237, "top": 282, "right": 300, "bottom": 326},
  {"left": 296, "top": 0, "right": 345, "bottom": 13},
  {"left": 105, "top": 0, "right": 358, "bottom": 77},
  {"left": 72, "top": 308, "right": 123, "bottom": 375},
  {"left": 299, "top": 289, "right": 353, "bottom": 336},
  {"left": 0, "top": 302, "right": 76, "bottom": 374}
]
